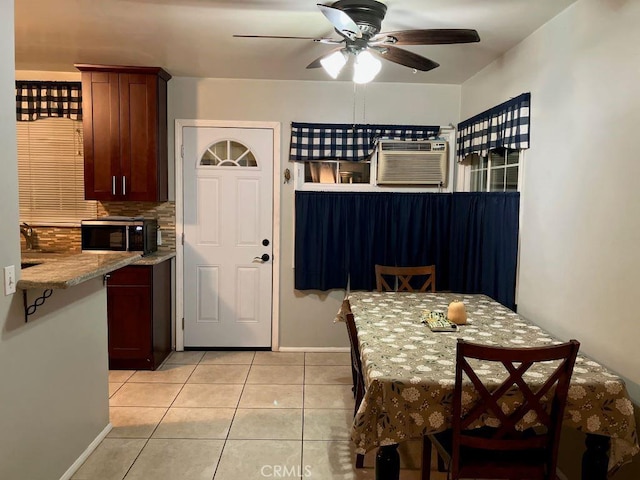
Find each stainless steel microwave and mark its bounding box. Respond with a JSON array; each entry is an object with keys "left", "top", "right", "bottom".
[{"left": 81, "top": 217, "right": 158, "bottom": 255}]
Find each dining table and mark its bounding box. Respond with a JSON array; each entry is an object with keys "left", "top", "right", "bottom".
[{"left": 341, "top": 291, "right": 639, "bottom": 480}]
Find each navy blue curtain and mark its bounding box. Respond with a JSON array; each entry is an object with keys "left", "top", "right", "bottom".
[
  {"left": 295, "top": 192, "right": 350, "bottom": 290},
  {"left": 448, "top": 193, "right": 520, "bottom": 309},
  {"left": 345, "top": 193, "right": 392, "bottom": 290},
  {"left": 295, "top": 191, "right": 520, "bottom": 308},
  {"left": 345, "top": 193, "right": 451, "bottom": 290}
]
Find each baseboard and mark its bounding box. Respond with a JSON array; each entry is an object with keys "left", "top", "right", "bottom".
[
  {"left": 59, "top": 423, "right": 113, "bottom": 480},
  {"left": 277, "top": 347, "right": 350, "bottom": 353},
  {"left": 178, "top": 346, "right": 351, "bottom": 353},
  {"left": 184, "top": 346, "right": 270, "bottom": 351}
]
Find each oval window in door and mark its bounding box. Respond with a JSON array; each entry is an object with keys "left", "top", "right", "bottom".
[{"left": 200, "top": 139, "right": 257, "bottom": 167}]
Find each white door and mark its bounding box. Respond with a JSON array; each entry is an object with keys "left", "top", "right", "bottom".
[{"left": 182, "top": 126, "right": 274, "bottom": 347}]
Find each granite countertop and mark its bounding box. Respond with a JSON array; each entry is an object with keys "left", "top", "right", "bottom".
[
  {"left": 18, "top": 250, "right": 176, "bottom": 290},
  {"left": 130, "top": 250, "right": 176, "bottom": 265}
]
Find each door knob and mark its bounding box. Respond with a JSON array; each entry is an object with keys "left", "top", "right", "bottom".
[{"left": 254, "top": 254, "right": 270, "bottom": 262}]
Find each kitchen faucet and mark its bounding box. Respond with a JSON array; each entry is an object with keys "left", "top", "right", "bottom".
[{"left": 20, "top": 222, "right": 34, "bottom": 250}]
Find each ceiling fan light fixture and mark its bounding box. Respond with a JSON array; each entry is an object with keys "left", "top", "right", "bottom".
[
  {"left": 353, "top": 49, "right": 381, "bottom": 84},
  {"left": 238, "top": 2, "right": 481, "bottom": 80},
  {"left": 320, "top": 50, "right": 348, "bottom": 79}
]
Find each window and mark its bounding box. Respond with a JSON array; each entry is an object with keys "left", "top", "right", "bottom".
[
  {"left": 290, "top": 122, "right": 445, "bottom": 190},
  {"left": 200, "top": 139, "right": 257, "bottom": 167},
  {"left": 303, "top": 160, "right": 371, "bottom": 184},
  {"left": 295, "top": 131, "right": 455, "bottom": 192},
  {"left": 469, "top": 148, "right": 520, "bottom": 192},
  {"left": 17, "top": 118, "right": 97, "bottom": 225}
]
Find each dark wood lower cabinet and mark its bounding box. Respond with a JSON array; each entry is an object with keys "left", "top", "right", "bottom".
[{"left": 107, "top": 261, "right": 171, "bottom": 370}]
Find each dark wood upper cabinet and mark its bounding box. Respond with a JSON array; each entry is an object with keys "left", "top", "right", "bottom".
[{"left": 75, "top": 64, "right": 171, "bottom": 201}]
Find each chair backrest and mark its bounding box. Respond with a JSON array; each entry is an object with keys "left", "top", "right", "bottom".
[
  {"left": 450, "top": 338, "right": 580, "bottom": 480},
  {"left": 345, "top": 312, "right": 364, "bottom": 388},
  {"left": 375, "top": 264, "right": 436, "bottom": 292},
  {"left": 345, "top": 311, "right": 366, "bottom": 418}
]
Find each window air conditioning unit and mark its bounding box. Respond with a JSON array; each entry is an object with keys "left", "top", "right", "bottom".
[{"left": 376, "top": 140, "right": 448, "bottom": 186}]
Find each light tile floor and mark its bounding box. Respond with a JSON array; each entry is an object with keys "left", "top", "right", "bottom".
[{"left": 72, "top": 351, "right": 448, "bottom": 480}]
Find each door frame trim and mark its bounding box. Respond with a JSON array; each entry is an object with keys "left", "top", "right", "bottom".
[{"left": 174, "top": 119, "right": 281, "bottom": 351}]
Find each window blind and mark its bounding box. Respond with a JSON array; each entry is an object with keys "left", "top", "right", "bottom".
[{"left": 17, "top": 118, "right": 97, "bottom": 225}]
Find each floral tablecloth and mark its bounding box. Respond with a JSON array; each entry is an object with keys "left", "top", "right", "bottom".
[{"left": 345, "top": 291, "right": 639, "bottom": 473}]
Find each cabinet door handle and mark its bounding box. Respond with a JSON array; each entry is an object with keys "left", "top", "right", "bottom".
[
  {"left": 112, "top": 176, "right": 116, "bottom": 195},
  {"left": 103, "top": 274, "right": 111, "bottom": 286},
  {"left": 122, "top": 177, "right": 126, "bottom": 196}
]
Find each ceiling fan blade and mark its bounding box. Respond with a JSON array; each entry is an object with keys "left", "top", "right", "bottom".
[
  {"left": 375, "top": 29, "right": 480, "bottom": 45},
  {"left": 306, "top": 47, "right": 345, "bottom": 69},
  {"left": 371, "top": 46, "right": 439, "bottom": 72},
  {"left": 317, "top": 4, "right": 362, "bottom": 39},
  {"left": 233, "top": 35, "right": 341, "bottom": 44}
]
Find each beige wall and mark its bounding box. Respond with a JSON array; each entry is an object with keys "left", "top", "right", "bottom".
[
  {"left": 461, "top": 0, "right": 640, "bottom": 401},
  {"left": 460, "top": 0, "right": 640, "bottom": 477},
  {"left": 1, "top": 8, "right": 111, "bottom": 479},
  {"left": 1, "top": 280, "right": 110, "bottom": 480},
  {"left": 168, "top": 78, "right": 461, "bottom": 347},
  {"left": 14, "top": 72, "right": 461, "bottom": 349}
]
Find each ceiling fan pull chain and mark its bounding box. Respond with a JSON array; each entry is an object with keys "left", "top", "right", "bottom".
[
  {"left": 353, "top": 81, "right": 357, "bottom": 126},
  {"left": 363, "top": 83, "right": 367, "bottom": 125}
]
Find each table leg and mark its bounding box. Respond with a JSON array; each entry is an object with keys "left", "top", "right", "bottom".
[
  {"left": 376, "top": 444, "right": 400, "bottom": 480},
  {"left": 582, "top": 433, "right": 610, "bottom": 480}
]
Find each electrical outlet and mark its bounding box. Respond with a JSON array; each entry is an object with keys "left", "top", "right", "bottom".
[{"left": 4, "top": 265, "right": 16, "bottom": 295}]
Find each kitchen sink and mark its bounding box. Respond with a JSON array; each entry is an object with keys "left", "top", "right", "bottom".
[
  {"left": 22, "top": 251, "right": 72, "bottom": 270},
  {"left": 21, "top": 262, "right": 42, "bottom": 269}
]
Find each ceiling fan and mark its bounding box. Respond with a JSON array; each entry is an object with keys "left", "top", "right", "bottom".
[{"left": 234, "top": 0, "right": 480, "bottom": 83}]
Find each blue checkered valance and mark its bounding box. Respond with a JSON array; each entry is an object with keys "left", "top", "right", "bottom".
[
  {"left": 456, "top": 92, "right": 530, "bottom": 162},
  {"left": 290, "top": 122, "right": 440, "bottom": 162},
  {"left": 16, "top": 81, "right": 82, "bottom": 122}
]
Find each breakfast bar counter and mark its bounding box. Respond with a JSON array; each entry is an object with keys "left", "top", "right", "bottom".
[
  {"left": 18, "top": 250, "right": 177, "bottom": 290},
  {"left": 128, "top": 250, "right": 176, "bottom": 266},
  {"left": 17, "top": 252, "right": 142, "bottom": 290}
]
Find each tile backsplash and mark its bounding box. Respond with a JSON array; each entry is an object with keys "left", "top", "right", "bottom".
[
  {"left": 98, "top": 201, "right": 176, "bottom": 251},
  {"left": 22, "top": 226, "right": 83, "bottom": 253},
  {"left": 21, "top": 201, "right": 176, "bottom": 253}
]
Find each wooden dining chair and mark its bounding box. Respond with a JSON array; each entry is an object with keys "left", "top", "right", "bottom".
[
  {"left": 347, "top": 309, "right": 435, "bottom": 478},
  {"left": 424, "top": 338, "right": 580, "bottom": 480},
  {"left": 375, "top": 264, "right": 438, "bottom": 477},
  {"left": 345, "top": 311, "right": 366, "bottom": 468},
  {"left": 375, "top": 264, "right": 436, "bottom": 292}
]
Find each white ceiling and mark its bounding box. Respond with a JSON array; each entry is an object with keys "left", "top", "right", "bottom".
[{"left": 14, "top": 0, "right": 577, "bottom": 84}]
